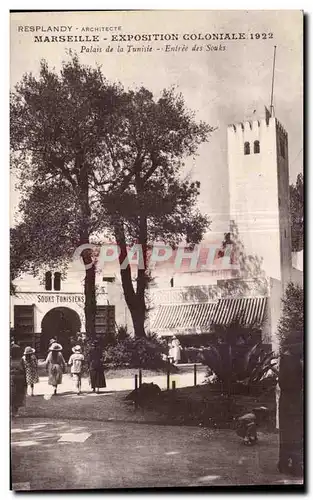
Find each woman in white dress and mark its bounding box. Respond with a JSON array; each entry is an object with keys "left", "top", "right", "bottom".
[{"left": 169, "top": 336, "right": 181, "bottom": 364}]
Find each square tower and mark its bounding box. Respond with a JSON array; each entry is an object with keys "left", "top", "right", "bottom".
[{"left": 227, "top": 113, "right": 292, "bottom": 289}]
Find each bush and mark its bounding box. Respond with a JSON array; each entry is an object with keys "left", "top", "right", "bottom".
[
  {"left": 183, "top": 347, "right": 204, "bottom": 364},
  {"left": 103, "top": 332, "right": 169, "bottom": 370},
  {"left": 278, "top": 282, "right": 303, "bottom": 357}
]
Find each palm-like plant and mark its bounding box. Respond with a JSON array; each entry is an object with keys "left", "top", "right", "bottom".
[
  {"left": 202, "top": 342, "right": 278, "bottom": 396},
  {"left": 202, "top": 344, "right": 235, "bottom": 396},
  {"left": 239, "top": 343, "right": 278, "bottom": 394}
]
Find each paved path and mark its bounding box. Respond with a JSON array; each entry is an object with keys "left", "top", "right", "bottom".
[
  {"left": 31, "top": 370, "right": 207, "bottom": 397},
  {"left": 11, "top": 417, "right": 303, "bottom": 490}
]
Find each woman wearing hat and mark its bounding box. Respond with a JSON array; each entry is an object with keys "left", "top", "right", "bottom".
[
  {"left": 45, "top": 343, "right": 66, "bottom": 395},
  {"left": 87, "top": 340, "right": 106, "bottom": 394},
  {"left": 21, "top": 346, "right": 39, "bottom": 396},
  {"left": 10, "top": 343, "right": 27, "bottom": 417},
  {"left": 68, "top": 345, "right": 85, "bottom": 395}
]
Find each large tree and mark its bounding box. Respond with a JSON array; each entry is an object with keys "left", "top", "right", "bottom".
[
  {"left": 11, "top": 57, "right": 214, "bottom": 339},
  {"left": 98, "top": 87, "right": 213, "bottom": 337},
  {"left": 289, "top": 173, "right": 303, "bottom": 252},
  {"left": 10, "top": 57, "right": 123, "bottom": 336}
]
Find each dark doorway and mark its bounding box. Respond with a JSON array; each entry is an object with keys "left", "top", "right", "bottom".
[{"left": 41, "top": 307, "right": 81, "bottom": 360}]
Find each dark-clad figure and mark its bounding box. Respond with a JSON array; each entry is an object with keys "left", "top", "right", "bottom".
[
  {"left": 88, "top": 341, "right": 106, "bottom": 394},
  {"left": 10, "top": 343, "right": 27, "bottom": 417}
]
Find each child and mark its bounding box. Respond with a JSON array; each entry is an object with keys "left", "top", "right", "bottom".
[
  {"left": 22, "top": 346, "right": 39, "bottom": 396},
  {"left": 236, "top": 406, "right": 269, "bottom": 445},
  {"left": 68, "top": 345, "right": 84, "bottom": 395}
]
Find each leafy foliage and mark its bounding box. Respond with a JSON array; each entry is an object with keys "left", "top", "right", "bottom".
[
  {"left": 10, "top": 56, "right": 214, "bottom": 338},
  {"left": 10, "top": 57, "right": 124, "bottom": 334},
  {"left": 183, "top": 347, "right": 206, "bottom": 363},
  {"left": 99, "top": 86, "right": 214, "bottom": 337},
  {"left": 239, "top": 343, "right": 278, "bottom": 387},
  {"left": 103, "top": 332, "right": 169, "bottom": 370},
  {"left": 290, "top": 173, "right": 303, "bottom": 252},
  {"left": 277, "top": 282, "right": 304, "bottom": 476},
  {"left": 277, "top": 282, "right": 303, "bottom": 356},
  {"left": 202, "top": 340, "right": 277, "bottom": 396},
  {"left": 10, "top": 184, "right": 79, "bottom": 283},
  {"left": 209, "top": 315, "right": 263, "bottom": 346}
]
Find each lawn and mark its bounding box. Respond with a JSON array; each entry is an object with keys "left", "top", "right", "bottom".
[
  {"left": 19, "top": 374, "right": 276, "bottom": 434},
  {"left": 131, "top": 383, "right": 277, "bottom": 430}
]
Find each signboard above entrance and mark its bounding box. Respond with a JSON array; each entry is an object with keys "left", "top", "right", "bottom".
[{"left": 37, "top": 294, "right": 85, "bottom": 304}]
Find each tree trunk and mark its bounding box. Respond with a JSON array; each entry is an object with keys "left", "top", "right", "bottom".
[
  {"left": 78, "top": 157, "right": 96, "bottom": 339},
  {"left": 130, "top": 306, "right": 146, "bottom": 338},
  {"left": 84, "top": 262, "right": 96, "bottom": 338},
  {"left": 278, "top": 352, "right": 303, "bottom": 476},
  {"left": 114, "top": 220, "right": 147, "bottom": 339},
  {"left": 134, "top": 212, "right": 148, "bottom": 338}
]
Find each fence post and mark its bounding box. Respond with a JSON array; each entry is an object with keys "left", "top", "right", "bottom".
[
  {"left": 139, "top": 369, "right": 142, "bottom": 388},
  {"left": 134, "top": 374, "right": 138, "bottom": 409},
  {"left": 167, "top": 369, "right": 170, "bottom": 390},
  {"left": 194, "top": 363, "right": 197, "bottom": 387}
]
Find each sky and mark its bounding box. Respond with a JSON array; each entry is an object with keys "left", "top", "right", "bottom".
[{"left": 10, "top": 10, "right": 303, "bottom": 238}]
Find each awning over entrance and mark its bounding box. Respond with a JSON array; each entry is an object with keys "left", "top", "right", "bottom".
[
  {"left": 152, "top": 302, "right": 217, "bottom": 334},
  {"left": 212, "top": 297, "right": 267, "bottom": 326},
  {"left": 152, "top": 297, "right": 267, "bottom": 335}
]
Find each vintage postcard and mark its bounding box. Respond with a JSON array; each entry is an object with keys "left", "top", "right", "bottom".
[{"left": 10, "top": 10, "right": 303, "bottom": 490}]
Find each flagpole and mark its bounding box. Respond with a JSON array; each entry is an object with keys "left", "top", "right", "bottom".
[{"left": 270, "top": 45, "right": 277, "bottom": 117}]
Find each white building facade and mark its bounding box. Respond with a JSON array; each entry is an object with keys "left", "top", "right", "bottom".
[{"left": 11, "top": 109, "right": 302, "bottom": 354}]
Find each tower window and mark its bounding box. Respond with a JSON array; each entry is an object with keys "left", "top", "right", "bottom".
[
  {"left": 254, "top": 140, "right": 260, "bottom": 154},
  {"left": 244, "top": 142, "right": 250, "bottom": 155},
  {"left": 53, "top": 272, "right": 61, "bottom": 291},
  {"left": 45, "top": 271, "right": 52, "bottom": 291}
]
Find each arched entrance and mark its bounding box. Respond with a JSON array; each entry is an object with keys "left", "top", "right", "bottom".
[{"left": 41, "top": 307, "right": 81, "bottom": 360}]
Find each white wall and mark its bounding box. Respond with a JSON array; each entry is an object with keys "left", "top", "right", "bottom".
[
  {"left": 292, "top": 250, "right": 303, "bottom": 272},
  {"left": 11, "top": 261, "right": 109, "bottom": 332}
]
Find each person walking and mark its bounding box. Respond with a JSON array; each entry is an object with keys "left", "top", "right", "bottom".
[
  {"left": 88, "top": 340, "right": 106, "bottom": 394},
  {"left": 45, "top": 343, "right": 66, "bottom": 395},
  {"left": 68, "top": 345, "right": 84, "bottom": 395},
  {"left": 22, "top": 346, "right": 39, "bottom": 396},
  {"left": 10, "top": 343, "right": 27, "bottom": 417}
]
